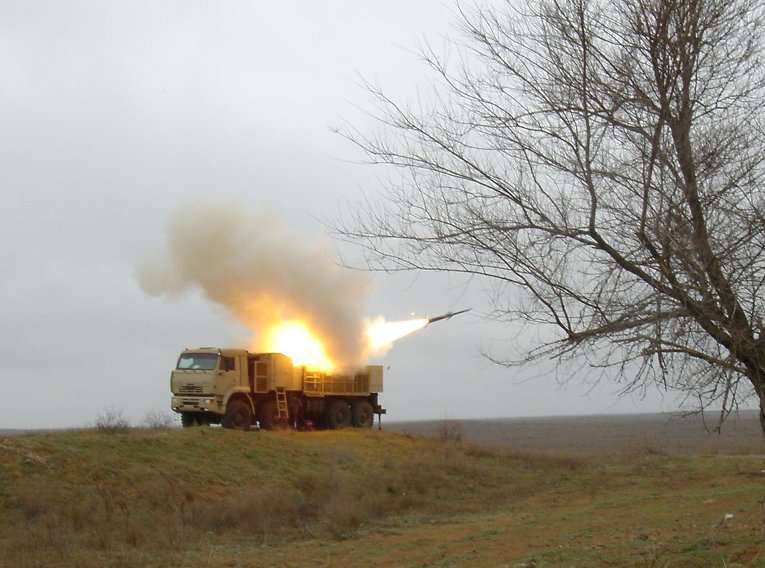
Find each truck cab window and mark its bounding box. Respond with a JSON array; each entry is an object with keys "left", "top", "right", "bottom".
[
  {"left": 221, "top": 356, "right": 236, "bottom": 371},
  {"left": 177, "top": 353, "right": 218, "bottom": 370}
]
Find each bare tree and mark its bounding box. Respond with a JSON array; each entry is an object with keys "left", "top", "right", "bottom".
[{"left": 342, "top": 0, "right": 765, "bottom": 438}]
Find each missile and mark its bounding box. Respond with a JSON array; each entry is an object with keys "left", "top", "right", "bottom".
[{"left": 427, "top": 308, "right": 471, "bottom": 325}]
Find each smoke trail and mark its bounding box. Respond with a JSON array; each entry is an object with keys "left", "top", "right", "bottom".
[{"left": 137, "top": 203, "right": 369, "bottom": 366}]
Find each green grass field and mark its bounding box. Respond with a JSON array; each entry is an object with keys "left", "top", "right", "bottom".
[{"left": 0, "top": 427, "right": 763, "bottom": 567}]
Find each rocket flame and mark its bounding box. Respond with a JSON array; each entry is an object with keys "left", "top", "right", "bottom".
[
  {"left": 263, "top": 321, "right": 335, "bottom": 372},
  {"left": 365, "top": 317, "right": 429, "bottom": 355},
  {"left": 253, "top": 316, "right": 430, "bottom": 371}
]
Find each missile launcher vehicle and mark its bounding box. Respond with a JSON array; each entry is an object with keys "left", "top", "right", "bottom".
[{"left": 170, "top": 348, "right": 385, "bottom": 430}]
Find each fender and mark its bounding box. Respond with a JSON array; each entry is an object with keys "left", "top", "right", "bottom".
[{"left": 223, "top": 388, "right": 255, "bottom": 415}]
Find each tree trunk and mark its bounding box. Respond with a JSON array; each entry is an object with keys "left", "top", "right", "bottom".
[
  {"left": 746, "top": 370, "right": 765, "bottom": 442},
  {"left": 752, "top": 370, "right": 765, "bottom": 442},
  {"left": 754, "top": 375, "right": 765, "bottom": 442}
]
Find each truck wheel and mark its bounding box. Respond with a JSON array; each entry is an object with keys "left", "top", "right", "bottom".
[
  {"left": 352, "top": 400, "right": 374, "bottom": 428},
  {"left": 325, "top": 400, "right": 352, "bottom": 429},
  {"left": 181, "top": 413, "right": 196, "bottom": 428},
  {"left": 222, "top": 399, "right": 252, "bottom": 431},
  {"left": 258, "top": 399, "right": 277, "bottom": 430}
]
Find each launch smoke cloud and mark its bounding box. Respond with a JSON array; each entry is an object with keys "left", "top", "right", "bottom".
[{"left": 137, "top": 203, "right": 370, "bottom": 366}]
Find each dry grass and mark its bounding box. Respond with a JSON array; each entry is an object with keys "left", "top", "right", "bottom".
[
  {"left": 0, "top": 428, "right": 763, "bottom": 567},
  {"left": 0, "top": 428, "right": 560, "bottom": 567}
]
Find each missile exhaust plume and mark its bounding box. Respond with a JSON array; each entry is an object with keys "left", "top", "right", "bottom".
[
  {"left": 365, "top": 316, "right": 429, "bottom": 355},
  {"left": 137, "top": 204, "right": 369, "bottom": 368}
]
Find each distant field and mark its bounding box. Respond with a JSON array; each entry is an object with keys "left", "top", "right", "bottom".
[
  {"left": 1, "top": 426, "right": 764, "bottom": 567},
  {"left": 4, "top": 411, "right": 762, "bottom": 454},
  {"left": 388, "top": 411, "right": 764, "bottom": 455}
]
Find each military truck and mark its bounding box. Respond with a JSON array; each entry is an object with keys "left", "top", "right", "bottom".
[{"left": 170, "top": 348, "right": 385, "bottom": 430}]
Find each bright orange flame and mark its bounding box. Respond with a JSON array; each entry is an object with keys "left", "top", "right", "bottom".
[
  {"left": 366, "top": 317, "right": 429, "bottom": 355},
  {"left": 264, "top": 321, "right": 335, "bottom": 371}
]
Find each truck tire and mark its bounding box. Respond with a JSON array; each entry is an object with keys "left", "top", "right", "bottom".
[
  {"left": 352, "top": 400, "right": 374, "bottom": 428},
  {"left": 258, "top": 399, "right": 277, "bottom": 430},
  {"left": 181, "top": 413, "right": 196, "bottom": 428},
  {"left": 325, "top": 399, "right": 352, "bottom": 429},
  {"left": 222, "top": 399, "right": 252, "bottom": 431}
]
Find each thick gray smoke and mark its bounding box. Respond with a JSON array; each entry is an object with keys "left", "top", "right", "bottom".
[{"left": 137, "top": 203, "right": 369, "bottom": 366}]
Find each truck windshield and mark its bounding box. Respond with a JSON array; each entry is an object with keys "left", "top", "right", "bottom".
[{"left": 177, "top": 353, "right": 219, "bottom": 370}]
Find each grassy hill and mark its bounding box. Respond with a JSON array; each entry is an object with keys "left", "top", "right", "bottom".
[{"left": 0, "top": 427, "right": 763, "bottom": 567}]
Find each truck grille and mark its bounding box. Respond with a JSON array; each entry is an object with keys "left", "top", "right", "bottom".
[{"left": 178, "top": 384, "right": 203, "bottom": 394}]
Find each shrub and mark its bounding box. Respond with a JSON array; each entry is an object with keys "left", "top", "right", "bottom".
[
  {"left": 143, "top": 409, "right": 175, "bottom": 430},
  {"left": 436, "top": 420, "right": 464, "bottom": 443},
  {"left": 94, "top": 407, "right": 130, "bottom": 433}
]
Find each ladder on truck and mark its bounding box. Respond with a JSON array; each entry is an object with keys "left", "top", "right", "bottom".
[{"left": 275, "top": 388, "right": 289, "bottom": 421}]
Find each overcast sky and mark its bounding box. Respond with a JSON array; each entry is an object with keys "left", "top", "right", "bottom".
[{"left": 0, "top": 0, "right": 679, "bottom": 428}]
